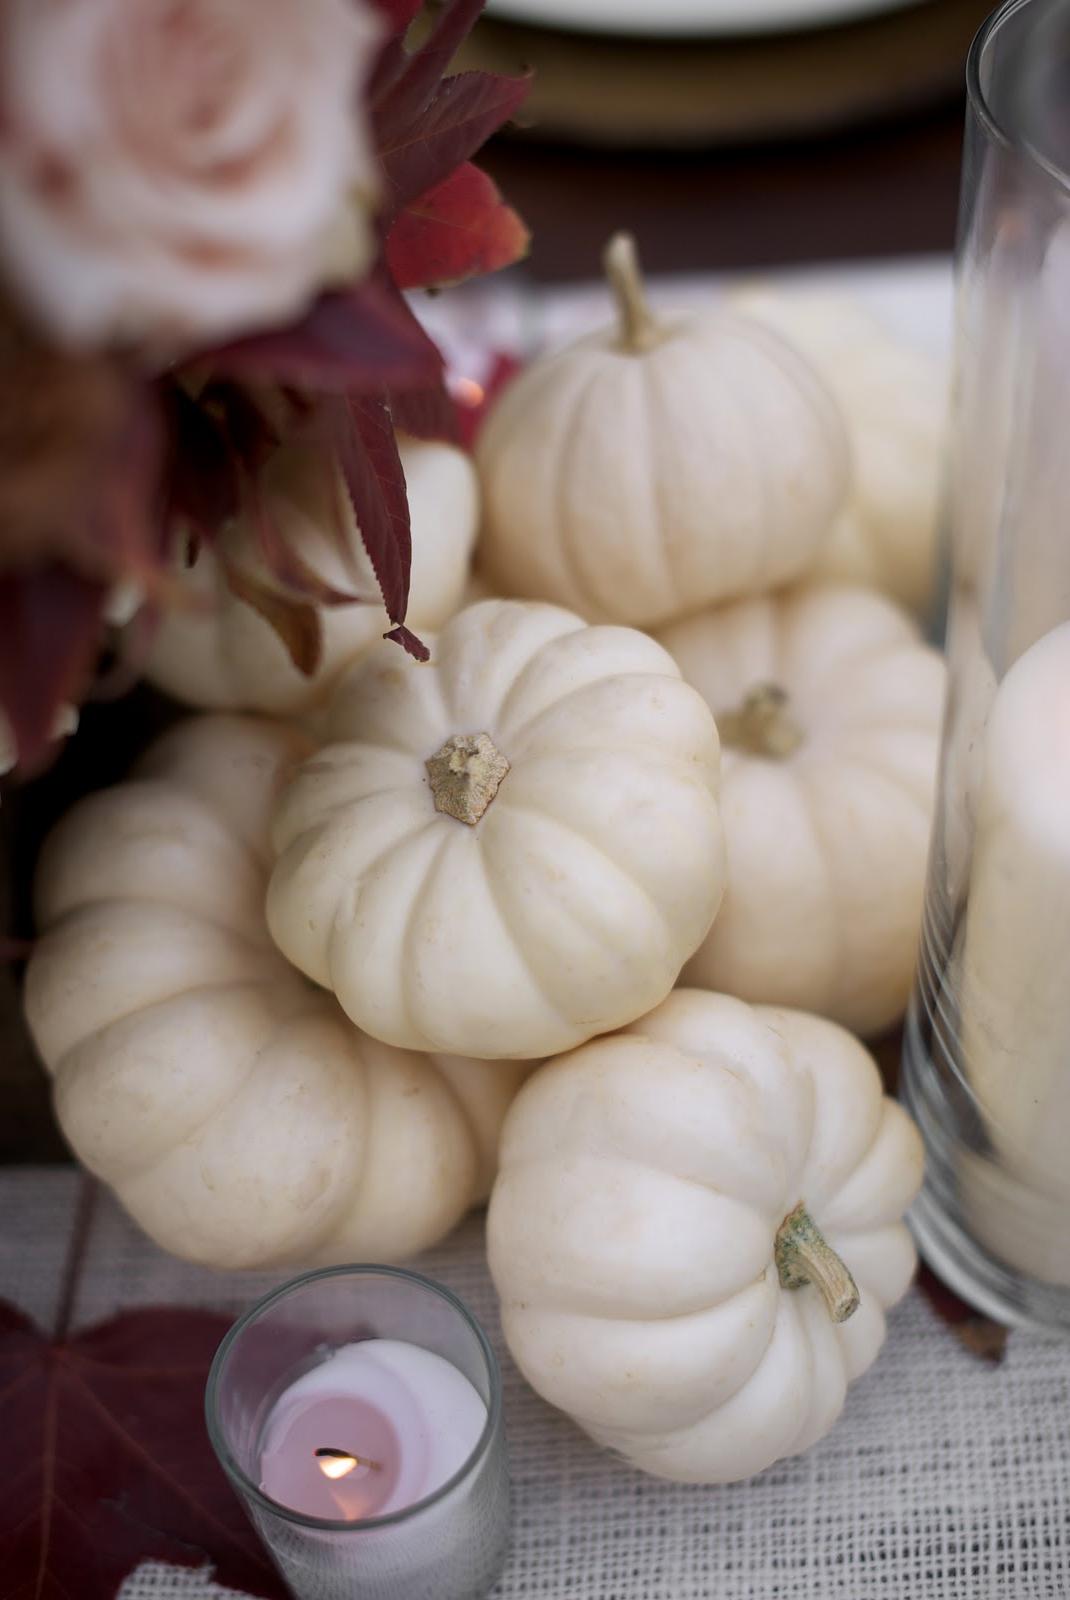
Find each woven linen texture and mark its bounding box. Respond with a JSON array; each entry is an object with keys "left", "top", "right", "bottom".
[{"left": 4, "top": 1169, "right": 1069, "bottom": 1600}]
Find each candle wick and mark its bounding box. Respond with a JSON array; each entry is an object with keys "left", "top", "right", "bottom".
[{"left": 315, "top": 1446, "right": 383, "bottom": 1474}]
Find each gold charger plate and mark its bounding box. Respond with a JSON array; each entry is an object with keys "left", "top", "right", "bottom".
[{"left": 460, "top": 0, "right": 994, "bottom": 147}]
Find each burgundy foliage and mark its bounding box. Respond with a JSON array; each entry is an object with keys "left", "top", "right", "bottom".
[
  {"left": 0, "top": 0, "right": 529, "bottom": 766},
  {"left": 0, "top": 1300, "right": 288, "bottom": 1600}
]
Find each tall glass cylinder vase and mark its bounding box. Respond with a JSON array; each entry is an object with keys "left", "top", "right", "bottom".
[{"left": 902, "top": 0, "right": 1070, "bottom": 1329}]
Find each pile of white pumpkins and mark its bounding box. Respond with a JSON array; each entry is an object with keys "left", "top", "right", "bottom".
[{"left": 25, "top": 237, "right": 946, "bottom": 1486}]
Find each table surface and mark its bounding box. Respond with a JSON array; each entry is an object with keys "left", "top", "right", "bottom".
[{"left": 6, "top": 1166, "right": 1070, "bottom": 1600}]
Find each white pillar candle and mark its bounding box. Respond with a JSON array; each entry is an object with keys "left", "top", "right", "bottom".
[
  {"left": 959, "top": 620, "right": 1070, "bottom": 1282},
  {"left": 259, "top": 1340, "right": 487, "bottom": 1521},
  {"left": 983, "top": 223, "right": 1070, "bottom": 669}
]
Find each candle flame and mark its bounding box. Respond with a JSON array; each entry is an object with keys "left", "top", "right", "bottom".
[
  {"left": 315, "top": 1447, "right": 381, "bottom": 1478},
  {"left": 452, "top": 376, "right": 485, "bottom": 409}
]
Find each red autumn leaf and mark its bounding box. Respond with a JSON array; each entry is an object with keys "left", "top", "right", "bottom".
[
  {"left": 324, "top": 393, "right": 415, "bottom": 633},
  {"left": 159, "top": 382, "right": 240, "bottom": 538},
  {"left": 387, "top": 162, "right": 530, "bottom": 290},
  {"left": 389, "top": 379, "right": 459, "bottom": 443},
  {"left": 0, "top": 1299, "right": 287, "bottom": 1600},
  {"left": 372, "top": 0, "right": 486, "bottom": 137},
  {"left": 916, "top": 1263, "right": 1009, "bottom": 1364},
  {"left": 207, "top": 273, "right": 443, "bottom": 392},
  {"left": 379, "top": 69, "right": 531, "bottom": 219},
  {"left": 385, "top": 621, "right": 431, "bottom": 662},
  {"left": 0, "top": 567, "right": 107, "bottom": 767},
  {"left": 372, "top": 0, "right": 530, "bottom": 220}
]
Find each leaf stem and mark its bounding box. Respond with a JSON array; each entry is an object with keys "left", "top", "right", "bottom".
[{"left": 53, "top": 1175, "right": 98, "bottom": 1343}]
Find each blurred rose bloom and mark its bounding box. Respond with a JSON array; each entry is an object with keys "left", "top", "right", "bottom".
[{"left": 0, "top": 0, "right": 382, "bottom": 354}]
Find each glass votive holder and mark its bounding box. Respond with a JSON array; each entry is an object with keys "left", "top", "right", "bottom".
[{"left": 205, "top": 1265, "right": 510, "bottom": 1600}]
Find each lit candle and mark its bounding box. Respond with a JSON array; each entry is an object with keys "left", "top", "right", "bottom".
[
  {"left": 206, "top": 1266, "right": 510, "bottom": 1600},
  {"left": 259, "top": 1340, "right": 488, "bottom": 1521},
  {"left": 959, "top": 620, "right": 1070, "bottom": 1283}
]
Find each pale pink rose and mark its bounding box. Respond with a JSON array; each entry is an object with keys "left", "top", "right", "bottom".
[{"left": 0, "top": 0, "right": 382, "bottom": 353}]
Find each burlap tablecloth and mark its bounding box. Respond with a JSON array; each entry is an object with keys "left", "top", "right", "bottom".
[{"left": 5, "top": 1166, "right": 1070, "bottom": 1599}]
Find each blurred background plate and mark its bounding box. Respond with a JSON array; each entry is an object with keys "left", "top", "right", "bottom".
[
  {"left": 464, "top": 0, "right": 993, "bottom": 147},
  {"left": 486, "top": 0, "right": 931, "bottom": 39}
]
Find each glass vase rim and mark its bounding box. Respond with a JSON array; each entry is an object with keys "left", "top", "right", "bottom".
[
  {"left": 204, "top": 1261, "right": 503, "bottom": 1534},
  {"left": 968, "top": 0, "right": 1070, "bottom": 197}
]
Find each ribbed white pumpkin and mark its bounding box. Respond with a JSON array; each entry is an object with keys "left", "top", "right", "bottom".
[
  {"left": 488, "top": 989, "right": 923, "bottom": 1485},
  {"left": 267, "top": 598, "right": 726, "bottom": 1060},
  {"left": 655, "top": 583, "right": 945, "bottom": 1036},
  {"left": 146, "top": 437, "right": 478, "bottom": 714},
  {"left": 476, "top": 236, "right": 848, "bottom": 628},
  {"left": 734, "top": 287, "right": 948, "bottom": 615},
  {"left": 24, "top": 716, "right": 528, "bottom": 1269}
]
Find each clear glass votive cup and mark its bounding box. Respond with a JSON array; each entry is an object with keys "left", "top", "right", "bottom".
[
  {"left": 902, "top": 0, "right": 1070, "bottom": 1329},
  {"left": 205, "top": 1265, "right": 510, "bottom": 1600}
]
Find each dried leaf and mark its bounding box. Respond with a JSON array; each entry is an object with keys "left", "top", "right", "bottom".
[
  {"left": 917, "top": 1264, "right": 1009, "bottom": 1365},
  {"left": 241, "top": 463, "right": 365, "bottom": 607},
  {"left": 223, "top": 560, "right": 323, "bottom": 678},
  {"left": 324, "top": 393, "right": 414, "bottom": 631},
  {"left": 0, "top": 568, "right": 107, "bottom": 767},
  {"left": 0, "top": 1299, "right": 287, "bottom": 1600},
  {"left": 387, "top": 162, "right": 529, "bottom": 290},
  {"left": 208, "top": 274, "right": 443, "bottom": 392}
]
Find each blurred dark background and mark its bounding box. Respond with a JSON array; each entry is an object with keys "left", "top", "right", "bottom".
[{"left": 467, "top": 0, "right": 990, "bottom": 278}]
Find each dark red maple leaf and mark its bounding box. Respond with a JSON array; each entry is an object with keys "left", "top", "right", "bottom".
[
  {"left": 322, "top": 392, "right": 430, "bottom": 659},
  {"left": 206, "top": 271, "right": 445, "bottom": 392},
  {"left": 377, "top": 67, "right": 531, "bottom": 222},
  {"left": 916, "top": 1263, "right": 1009, "bottom": 1364},
  {"left": 0, "top": 1299, "right": 287, "bottom": 1600},
  {"left": 387, "top": 162, "right": 530, "bottom": 290},
  {"left": 389, "top": 379, "right": 459, "bottom": 443}
]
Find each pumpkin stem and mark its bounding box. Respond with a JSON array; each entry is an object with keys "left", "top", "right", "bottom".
[
  {"left": 775, "top": 1203, "right": 860, "bottom": 1324},
  {"left": 718, "top": 683, "right": 804, "bottom": 759},
  {"left": 426, "top": 732, "right": 510, "bottom": 825},
  {"left": 604, "top": 232, "right": 662, "bottom": 353}
]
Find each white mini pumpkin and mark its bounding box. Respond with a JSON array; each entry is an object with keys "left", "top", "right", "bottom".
[
  {"left": 655, "top": 583, "right": 945, "bottom": 1036},
  {"left": 145, "top": 436, "right": 478, "bottom": 715},
  {"left": 488, "top": 988, "right": 923, "bottom": 1485},
  {"left": 476, "top": 236, "right": 848, "bottom": 628},
  {"left": 267, "top": 598, "right": 726, "bottom": 1061},
  {"left": 734, "top": 287, "right": 948, "bottom": 615},
  {"left": 24, "top": 715, "right": 528, "bottom": 1269}
]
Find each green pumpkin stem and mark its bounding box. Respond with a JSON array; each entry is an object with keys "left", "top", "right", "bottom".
[{"left": 775, "top": 1203, "right": 860, "bottom": 1324}]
